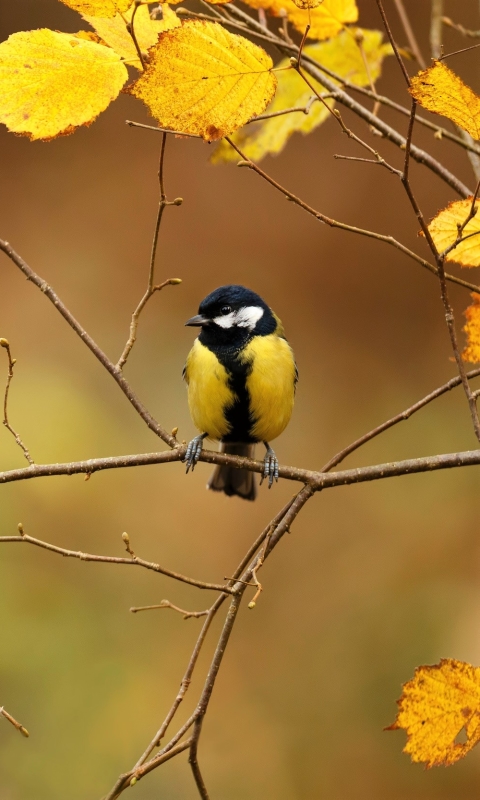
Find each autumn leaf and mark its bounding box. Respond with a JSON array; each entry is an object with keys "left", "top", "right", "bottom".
[
  {"left": 388, "top": 659, "right": 480, "bottom": 767},
  {"left": 410, "top": 61, "right": 480, "bottom": 140},
  {"left": 60, "top": 0, "right": 132, "bottom": 17},
  {"left": 307, "top": 28, "right": 392, "bottom": 86},
  {"left": 128, "top": 20, "right": 277, "bottom": 141},
  {"left": 463, "top": 294, "right": 480, "bottom": 363},
  {"left": 212, "top": 29, "right": 391, "bottom": 163},
  {"left": 241, "top": 0, "right": 358, "bottom": 41},
  {"left": 0, "top": 29, "right": 128, "bottom": 141},
  {"left": 211, "top": 64, "right": 331, "bottom": 162},
  {"left": 83, "top": 3, "right": 180, "bottom": 67},
  {"left": 427, "top": 197, "right": 480, "bottom": 267}
]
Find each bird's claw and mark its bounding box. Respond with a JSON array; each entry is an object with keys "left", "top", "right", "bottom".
[
  {"left": 184, "top": 434, "right": 206, "bottom": 473},
  {"left": 261, "top": 445, "right": 279, "bottom": 488}
]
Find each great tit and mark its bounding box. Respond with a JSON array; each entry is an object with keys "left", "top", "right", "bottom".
[{"left": 183, "top": 285, "right": 297, "bottom": 500}]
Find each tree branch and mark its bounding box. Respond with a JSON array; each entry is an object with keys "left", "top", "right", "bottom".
[
  {"left": 0, "top": 527, "right": 232, "bottom": 593},
  {"left": 224, "top": 137, "right": 480, "bottom": 294},
  {"left": 0, "top": 240, "right": 177, "bottom": 448}
]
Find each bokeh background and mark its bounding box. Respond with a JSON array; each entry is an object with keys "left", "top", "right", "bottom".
[{"left": 2, "top": 1, "right": 480, "bottom": 797}]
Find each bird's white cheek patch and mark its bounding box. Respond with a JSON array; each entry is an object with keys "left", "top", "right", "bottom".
[
  {"left": 235, "top": 306, "right": 264, "bottom": 329},
  {"left": 213, "top": 312, "right": 236, "bottom": 328}
]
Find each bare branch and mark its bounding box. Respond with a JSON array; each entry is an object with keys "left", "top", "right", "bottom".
[
  {"left": 203, "top": 4, "right": 473, "bottom": 197},
  {"left": 0, "top": 240, "right": 177, "bottom": 448},
  {"left": 442, "top": 16, "right": 480, "bottom": 39},
  {"left": 393, "top": 0, "right": 426, "bottom": 67},
  {"left": 227, "top": 137, "right": 480, "bottom": 294},
  {"left": 0, "top": 339, "right": 33, "bottom": 465},
  {"left": 117, "top": 133, "right": 182, "bottom": 370},
  {"left": 0, "top": 527, "right": 232, "bottom": 594},
  {"left": 372, "top": 3, "right": 480, "bottom": 441},
  {"left": 321, "top": 368, "right": 480, "bottom": 472}
]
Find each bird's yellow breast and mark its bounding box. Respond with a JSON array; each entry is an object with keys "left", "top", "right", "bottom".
[
  {"left": 184, "top": 333, "right": 296, "bottom": 443},
  {"left": 240, "top": 333, "right": 296, "bottom": 443},
  {"left": 184, "top": 339, "right": 233, "bottom": 440}
]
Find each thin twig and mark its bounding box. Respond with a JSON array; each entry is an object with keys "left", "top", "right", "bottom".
[
  {"left": 125, "top": 1, "right": 146, "bottom": 70},
  {"left": 321, "top": 367, "right": 480, "bottom": 472},
  {"left": 376, "top": 3, "right": 480, "bottom": 441},
  {"left": 126, "top": 119, "right": 202, "bottom": 138},
  {"left": 0, "top": 339, "right": 34, "bottom": 465},
  {"left": 0, "top": 529, "right": 232, "bottom": 593},
  {"left": 0, "top": 707, "right": 29, "bottom": 738},
  {"left": 375, "top": 0, "right": 411, "bottom": 85},
  {"left": 207, "top": 5, "right": 473, "bottom": 197},
  {"left": 0, "top": 240, "right": 177, "bottom": 448},
  {"left": 393, "top": 0, "right": 426, "bottom": 67},
  {"left": 226, "top": 137, "right": 480, "bottom": 293},
  {"left": 293, "top": 64, "right": 402, "bottom": 177},
  {"left": 442, "top": 16, "right": 480, "bottom": 39},
  {"left": 440, "top": 41, "right": 480, "bottom": 60},
  {"left": 130, "top": 600, "right": 209, "bottom": 619},
  {"left": 117, "top": 135, "right": 182, "bottom": 369}
]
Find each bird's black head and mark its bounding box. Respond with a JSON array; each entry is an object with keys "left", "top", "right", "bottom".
[{"left": 185, "top": 285, "right": 276, "bottom": 350}]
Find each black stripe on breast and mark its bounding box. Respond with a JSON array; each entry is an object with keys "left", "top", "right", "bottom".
[{"left": 215, "top": 347, "right": 257, "bottom": 443}]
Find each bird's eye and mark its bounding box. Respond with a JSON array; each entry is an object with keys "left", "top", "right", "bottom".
[{"left": 221, "top": 305, "right": 232, "bottom": 315}]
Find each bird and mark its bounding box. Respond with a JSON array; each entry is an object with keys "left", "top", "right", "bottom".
[{"left": 182, "top": 285, "right": 297, "bottom": 500}]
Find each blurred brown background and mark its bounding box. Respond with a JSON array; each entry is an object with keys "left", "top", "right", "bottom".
[{"left": 2, "top": 1, "right": 480, "bottom": 797}]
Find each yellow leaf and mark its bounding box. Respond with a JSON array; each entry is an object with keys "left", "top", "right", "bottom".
[
  {"left": 59, "top": 0, "right": 132, "bottom": 17},
  {"left": 212, "top": 29, "right": 391, "bottom": 163},
  {"left": 427, "top": 197, "right": 480, "bottom": 267},
  {"left": 241, "top": 0, "right": 358, "bottom": 41},
  {"left": 83, "top": 3, "right": 180, "bottom": 67},
  {"left": 388, "top": 659, "right": 480, "bottom": 767},
  {"left": 211, "top": 63, "right": 331, "bottom": 163},
  {"left": 410, "top": 61, "right": 480, "bottom": 140},
  {"left": 463, "top": 294, "right": 480, "bottom": 363},
  {"left": 0, "top": 29, "right": 128, "bottom": 141},
  {"left": 306, "top": 28, "right": 392, "bottom": 86},
  {"left": 128, "top": 20, "right": 277, "bottom": 141}
]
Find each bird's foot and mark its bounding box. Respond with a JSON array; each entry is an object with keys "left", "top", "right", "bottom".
[
  {"left": 261, "top": 443, "right": 279, "bottom": 488},
  {"left": 184, "top": 434, "right": 207, "bottom": 473}
]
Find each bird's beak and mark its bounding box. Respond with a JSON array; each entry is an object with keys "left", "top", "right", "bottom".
[{"left": 185, "top": 314, "right": 208, "bottom": 327}]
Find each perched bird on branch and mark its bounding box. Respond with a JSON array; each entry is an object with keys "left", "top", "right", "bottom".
[{"left": 183, "top": 285, "right": 297, "bottom": 500}]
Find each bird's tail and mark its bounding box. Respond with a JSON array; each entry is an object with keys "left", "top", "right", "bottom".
[{"left": 207, "top": 442, "right": 256, "bottom": 501}]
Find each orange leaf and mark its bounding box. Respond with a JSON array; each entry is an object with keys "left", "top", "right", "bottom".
[
  {"left": 463, "top": 294, "right": 480, "bottom": 363},
  {"left": 427, "top": 197, "right": 480, "bottom": 267},
  {"left": 388, "top": 659, "right": 480, "bottom": 767},
  {"left": 410, "top": 61, "right": 480, "bottom": 140}
]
